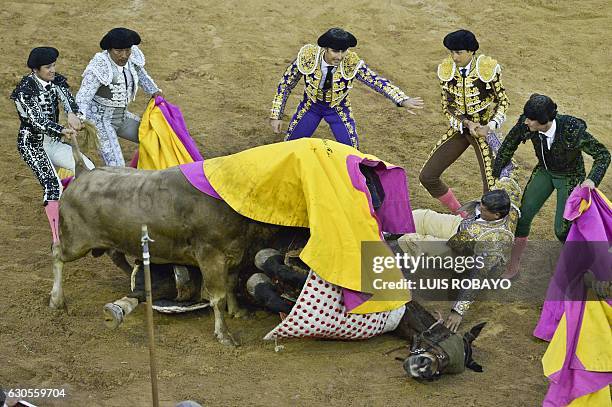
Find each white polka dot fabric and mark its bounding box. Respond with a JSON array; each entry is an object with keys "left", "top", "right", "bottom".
[{"left": 264, "top": 270, "right": 403, "bottom": 340}]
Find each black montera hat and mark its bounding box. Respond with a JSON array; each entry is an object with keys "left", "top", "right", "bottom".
[
  {"left": 443, "top": 29, "right": 479, "bottom": 52},
  {"left": 27, "top": 47, "right": 59, "bottom": 69},
  {"left": 100, "top": 27, "right": 141, "bottom": 50},
  {"left": 317, "top": 28, "right": 357, "bottom": 51}
]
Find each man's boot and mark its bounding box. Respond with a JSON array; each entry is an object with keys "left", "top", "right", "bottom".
[{"left": 501, "top": 237, "right": 528, "bottom": 279}]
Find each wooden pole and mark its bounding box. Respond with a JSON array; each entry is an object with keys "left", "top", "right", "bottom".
[{"left": 141, "top": 224, "right": 160, "bottom": 407}]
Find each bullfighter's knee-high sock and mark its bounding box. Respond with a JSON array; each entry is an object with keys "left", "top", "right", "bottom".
[
  {"left": 437, "top": 188, "right": 466, "bottom": 217},
  {"left": 44, "top": 200, "right": 60, "bottom": 244}
]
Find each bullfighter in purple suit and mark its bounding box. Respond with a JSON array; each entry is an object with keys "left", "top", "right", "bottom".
[{"left": 269, "top": 28, "right": 424, "bottom": 149}]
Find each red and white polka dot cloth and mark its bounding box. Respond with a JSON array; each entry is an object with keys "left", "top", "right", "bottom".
[{"left": 264, "top": 271, "right": 405, "bottom": 340}]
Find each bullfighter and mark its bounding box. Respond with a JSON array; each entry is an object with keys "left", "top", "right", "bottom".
[{"left": 269, "top": 27, "right": 424, "bottom": 149}]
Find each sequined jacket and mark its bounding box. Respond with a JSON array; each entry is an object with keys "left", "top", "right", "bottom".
[
  {"left": 448, "top": 177, "right": 522, "bottom": 316},
  {"left": 76, "top": 45, "right": 160, "bottom": 118},
  {"left": 270, "top": 44, "right": 409, "bottom": 119},
  {"left": 438, "top": 55, "right": 509, "bottom": 132},
  {"left": 492, "top": 114, "right": 610, "bottom": 186},
  {"left": 10, "top": 73, "right": 81, "bottom": 139}
]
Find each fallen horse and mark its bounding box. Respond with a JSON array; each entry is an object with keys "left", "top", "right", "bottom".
[{"left": 104, "top": 247, "right": 486, "bottom": 380}]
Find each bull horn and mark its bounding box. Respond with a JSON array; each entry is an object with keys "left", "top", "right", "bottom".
[{"left": 255, "top": 248, "right": 282, "bottom": 271}]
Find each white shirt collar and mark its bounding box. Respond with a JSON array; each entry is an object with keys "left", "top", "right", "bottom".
[
  {"left": 539, "top": 119, "right": 557, "bottom": 149},
  {"left": 321, "top": 56, "right": 337, "bottom": 71},
  {"left": 33, "top": 73, "right": 51, "bottom": 88},
  {"left": 458, "top": 59, "right": 472, "bottom": 76},
  {"left": 539, "top": 119, "right": 556, "bottom": 138}
]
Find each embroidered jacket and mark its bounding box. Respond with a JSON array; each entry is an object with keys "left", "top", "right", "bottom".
[
  {"left": 448, "top": 177, "right": 522, "bottom": 316},
  {"left": 11, "top": 73, "right": 80, "bottom": 139},
  {"left": 492, "top": 114, "right": 610, "bottom": 186},
  {"left": 76, "top": 45, "right": 160, "bottom": 117},
  {"left": 270, "top": 44, "right": 409, "bottom": 119},
  {"left": 438, "top": 54, "right": 509, "bottom": 132}
]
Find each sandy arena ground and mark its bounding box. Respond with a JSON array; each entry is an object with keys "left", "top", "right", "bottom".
[{"left": 0, "top": 0, "right": 610, "bottom": 405}]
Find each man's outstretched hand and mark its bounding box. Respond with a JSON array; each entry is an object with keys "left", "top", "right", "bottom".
[{"left": 401, "top": 97, "right": 425, "bottom": 115}]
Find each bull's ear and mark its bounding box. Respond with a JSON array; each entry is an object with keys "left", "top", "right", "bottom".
[{"left": 464, "top": 322, "right": 487, "bottom": 344}]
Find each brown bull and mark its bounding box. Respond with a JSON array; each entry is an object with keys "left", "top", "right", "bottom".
[{"left": 51, "top": 162, "right": 283, "bottom": 345}]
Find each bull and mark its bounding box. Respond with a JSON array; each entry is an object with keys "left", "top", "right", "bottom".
[{"left": 51, "top": 141, "right": 288, "bottom": 345}]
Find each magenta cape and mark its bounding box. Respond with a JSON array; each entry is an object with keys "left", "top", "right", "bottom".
[{"left": 534, "top": 187, "right": 612, "bottom": 407}]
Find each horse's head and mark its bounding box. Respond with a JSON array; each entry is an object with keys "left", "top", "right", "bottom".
[
  {"left": 404, "top": 351, "right": 441, "bottom": 381},
  {"left": 403, "top": 322, "right": 486, "bottom": 380}
]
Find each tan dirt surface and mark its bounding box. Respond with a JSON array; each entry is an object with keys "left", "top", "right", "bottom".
[{"left": 1, "top": 1, "right": 610, "bottom": 406}]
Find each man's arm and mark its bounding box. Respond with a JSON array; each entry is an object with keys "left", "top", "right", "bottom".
[
  {"left": 15, "top": 92, "right": 64, "bottom": 137},
  {"left": 492, "top": 117, "right": 528, "bottom": 178},
  {"left": 579, "top": 130, "right": 610, "bottom": 186},
  {"left": 486, "top": 72, "right": 509, "bottom": 131},
  {"left": 136, "top": 65, "right": 161, "bottom": 95},
  {"left": 270, "top": 59, "right": 303, "bottom": 121},
  {"left": 447, "top": 240, "right": 509, "bottom": 331},
  {"left": 75, "top": 71, "right": 102, "bottom": 121},
  {"left": 54, "top": 75, "right": 83, "bottom": 130}
]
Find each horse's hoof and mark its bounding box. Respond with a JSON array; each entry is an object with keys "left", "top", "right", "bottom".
[{"left": 103, "top": 303, "right": 124, "bottom": 329}]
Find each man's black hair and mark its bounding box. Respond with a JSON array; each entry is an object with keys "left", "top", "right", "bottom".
[
  {"left": 481, "top": 189, "right": 510, "bottom": 218},
  {"left": 523, "top": 94, "right": 557, "bottom": 125}
]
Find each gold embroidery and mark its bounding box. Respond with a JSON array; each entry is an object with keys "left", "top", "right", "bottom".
[
  {"left": 437, "top": 56, "right": 455, "bottom": 82},
  {"left": 335, "top": 105, "right": 358, "bottom": 148},
  {"left": 475, "top": 55, "right": 500, "bottom": 83},
  {"left": 297, "top": 44, "right": 320, "bottom": 75},
  {"left": 340, "top": 51, "right": 362, "bottom": 79},
  {"left": 439, "top": 54, "right": 508, "bottom": 127}
]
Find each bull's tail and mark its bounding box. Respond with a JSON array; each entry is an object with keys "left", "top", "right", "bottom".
[{"left": 68, "top": 122, "right": 96, "bottom": 178}]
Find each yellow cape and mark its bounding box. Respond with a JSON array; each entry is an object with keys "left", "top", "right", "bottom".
[
  {"left": 204, "top": 138, "right": 410, "bottom": 313},
  {"left": 137, "top": 99, "right": 195, "bottom": 170},
  {"left": 542, "top": 294, "right": 612, "bottom": 406}
]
